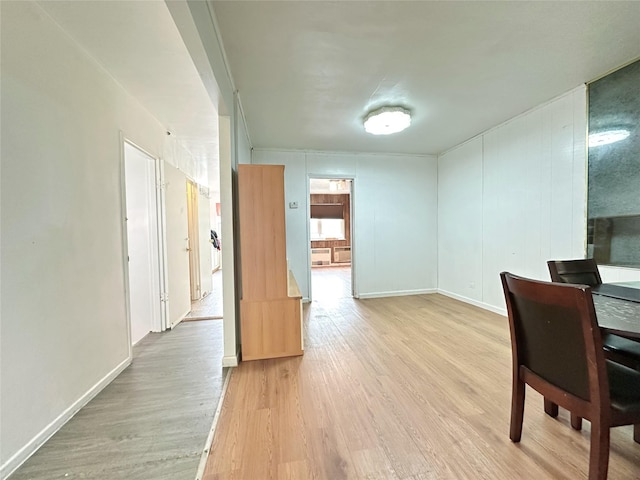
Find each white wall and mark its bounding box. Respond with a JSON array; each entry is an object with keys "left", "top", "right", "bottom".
[
  {"left": 252, "top": 150, "right": 438, "bottom": 300},
  {"left": 236, "top": 107, "right": 252, "bottom": 166},
  {"left": 219, "top": 116, "right": 238, "bottom": 366},
  {"left": 0, "top": 3, "right": 195, "bottom": 475},
  {"left": 438, "top": 137, "right": 484, "bottom": 304},
  {"left": 438, "top": 87, "right": 590, "bottom": 313}
]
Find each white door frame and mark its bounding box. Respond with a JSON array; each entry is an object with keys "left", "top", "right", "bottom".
[
  {"left": 120, "top": 135, "right": 168, "bottom": 349},
  {"left": 306, "top": 175, "right": 356, "bottom": 301},
  {"left": 156, "top": 158, "right": 170, "bottom": 331}
]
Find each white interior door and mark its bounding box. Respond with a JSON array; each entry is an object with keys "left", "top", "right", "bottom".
[
  {"left": 124, "top": 142, "right": 161, "bottom": 345},
  {"left": 163, "top": 163, "right": 191, "bottom": 327}
]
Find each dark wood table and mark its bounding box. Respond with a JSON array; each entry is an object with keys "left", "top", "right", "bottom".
[{"left": 592, "top": 283, "right": 640, "bottom": 339}]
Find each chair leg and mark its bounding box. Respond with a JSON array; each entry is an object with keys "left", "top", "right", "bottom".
[
  {"left": 588, "top": 420, "right": 610, "bottom": 480},
  {"left": 544, "top": 397, "right": 558, "bottom": 418},
  {"left": 510, "top": 378, "right": 525, "bottom": 442},
  {"left": 634, "top": 424, "right": 640, "bottom": 444},
  {"left": 571, "top": 413, "right": 583, "bottom": 431}
]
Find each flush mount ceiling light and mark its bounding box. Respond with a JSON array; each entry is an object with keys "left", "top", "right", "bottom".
[
  {"left": 588, "top": 129, "right": 630, "bottom": 147},
  {"left": 363, "top": 106, "right": 411, "bottom": 135}
]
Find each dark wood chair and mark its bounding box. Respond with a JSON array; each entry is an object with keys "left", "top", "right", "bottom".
[
  {"left": 501, "top": 272, "right": 640, "bottom": 480},
  {"left": 547, "top": 259, "right": 640, "bottom": 430},
  {"left": 548, "top": 259, "right": 640, "bottom": 371}
]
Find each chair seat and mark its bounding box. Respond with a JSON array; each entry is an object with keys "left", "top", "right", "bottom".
[
  {"left": 603, "top": 333, "right": 640, "bottom": 366},
  {"left": 607, "top": 360, "right": 640, "bottom": 413}
]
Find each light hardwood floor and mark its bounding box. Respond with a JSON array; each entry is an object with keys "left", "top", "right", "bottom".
[
  {"left": 203, "top": 293, "right": 640, "bottom": 479},
  {"left": 311, "top": 265, "right": 352, "bottom": 300},
  {"left": 10, "top": 320, "right": 225, "bottom": 480}
]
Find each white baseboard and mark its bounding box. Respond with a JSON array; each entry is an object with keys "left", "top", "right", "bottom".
[
  {"left": 437, "top": 289, "right": 507, "bottom": 316},
  {"left": 358, "top": 288, "right": 437, "bottom": 299},
  {"left": 195, "top": 367, "right": 232, "bottom": 480},
  {"left": 1, "top": 356, "right": 132, "bottom": 480},
  {"left": 222, "top": 353, "right": 238, "bottom": 367},
  {"left": 170, "top": 309, "right": 190, "bottom": 330}
]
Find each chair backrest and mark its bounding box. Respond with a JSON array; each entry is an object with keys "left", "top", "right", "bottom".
[
  {"left": 547, "top": 259, "right": 602, "bottom": 287},
  {"left": 500, "top": 272, "right": 608, "bottom": 404}
]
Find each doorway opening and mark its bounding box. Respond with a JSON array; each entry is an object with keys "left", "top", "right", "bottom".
[
  {"left": 184, "top": 192, "right": 224, "bottom": 321},
  {"left": 123, "top": 141, "right": 164, "bottom": 346},
  {"left": 309, "top": 178, "right": 353, "bottom": 301}
]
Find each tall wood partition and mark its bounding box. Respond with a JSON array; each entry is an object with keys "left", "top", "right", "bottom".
[{"left": 238, "top": 164, "right": 303, "bottom": 361}]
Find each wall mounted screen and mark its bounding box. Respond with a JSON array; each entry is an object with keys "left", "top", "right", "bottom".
[{"left": 587, "top": 59, "right": 640, "bottom": 267}]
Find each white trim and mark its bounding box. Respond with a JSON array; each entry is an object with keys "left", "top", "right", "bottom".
[
  {"left": 307, "top": 174, "right": 357, "bottom": 301},
  {"left": 0, "top": 357, "right": 131, "bottom": 479},
  {"left": 437, "top": 289, "right": 507, "bottom": 317},
  {"left": 358, "top": 288, "right": 437, "bottom": 299},
  {"left": 235, "top": 91, "right": 252, "bottom": 149},
  {"left": 195, "top": 368, "right": 232, "bottom": 480},
  {"left": 222, "top": 353, "right": 239, "bottom": 368},
  {"left": 254, "top": 146, "right": 435, "bottom": 158},
  {"left": 157, "top": 158, "right": 170, "bottom": 331},
  {"left": 170, "top": 310, "right": 190, "bottom": 330},
  {"left": 123, "top": 139, "right": 165, "bottom": 337},
  {"left": 119, "top": 132, "right": 134, "bottom": 358}
]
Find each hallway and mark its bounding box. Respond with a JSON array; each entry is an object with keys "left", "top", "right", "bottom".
[
  {"left": 186, "top": 269, "right": 224, "bottom": 320},
  {"left": 10, "top": 321, "right": 226, "bottom": 480}
]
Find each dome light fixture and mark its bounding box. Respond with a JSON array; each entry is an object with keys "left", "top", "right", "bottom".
[
  {"left": 364, "top": 106, "right": 411, "bottom": 135},
  {"left": 588, "top": 129, "right": 630, "bottom": 147}
]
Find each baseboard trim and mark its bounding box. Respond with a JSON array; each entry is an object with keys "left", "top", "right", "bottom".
[
  {"left": 437, "top": 289, "right": 507, "bottom": 316},
  {"left": 0, "top": 355, "right": 131, "bottom": 479},
  {"left": 195, "top": 367, "right": 232, "bottom": 480},
  {"left": 222, "top": 353, "right": 238, "bottom": 367},
  {"left": 358, "top": 288, "right": 437, "bottom": 299},
  {"left": 170, "top": 310, "right": 190, "bottom": 330},
  {"left": 183, "top": 315, "right": 224, "bottom": 322}
]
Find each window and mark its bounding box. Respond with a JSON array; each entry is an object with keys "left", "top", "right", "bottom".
[{"left": 310, "top": 218, "right": 346, "bottom": 241}]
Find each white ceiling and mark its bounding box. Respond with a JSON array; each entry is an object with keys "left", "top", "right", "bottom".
[
  {"left": 37, "top": 0, "right": 220, "bottom": 194},
  {"left": 212, "top": 1, "right": 640, "bottom": 155}
]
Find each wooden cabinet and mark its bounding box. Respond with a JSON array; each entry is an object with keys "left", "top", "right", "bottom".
[{"left": 237, "top": 164, "right": 303, "bottom": 361}]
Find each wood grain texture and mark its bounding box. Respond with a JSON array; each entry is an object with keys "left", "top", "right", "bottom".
[
  {"left": 10, "top": 321, "right": 225, "bottom": 480},
  {"left": 288, "top": 270, "right": 302, "bottom": 299},
  {"left": 238, "top": 164, "right": 303, "bottom": 360},
  {"left": 240, "top": 298, "right": 303, "bottom": 361},
  {"left": 204, "top": 292, "right": 640, "bottom": 480},
  {"left": 311, "top": 265, "right": 351, "bottom": 300},
  {"left": 238, "top": 164, "right": 288, "bottom": 301}
]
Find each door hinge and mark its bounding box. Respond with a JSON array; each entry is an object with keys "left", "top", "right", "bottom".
[{"left": 160, "top": 292, "right": 168, "bottom": 302}]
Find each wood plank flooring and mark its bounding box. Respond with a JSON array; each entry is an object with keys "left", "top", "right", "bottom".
[
  {"left": 10, "top": 320, "right": 226, "bottom": 480},
  {"left": 203, "top": 293, "right": 640, "bottom": 479},
  {"left": 311, "top": 265, "right": 352, "bottom": 300}
]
